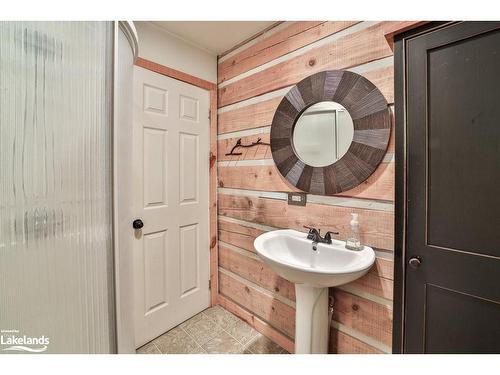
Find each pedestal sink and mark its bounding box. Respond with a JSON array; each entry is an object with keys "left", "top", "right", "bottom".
[{"left": 254, "top": 229, "right": 375, "bottom": 354}]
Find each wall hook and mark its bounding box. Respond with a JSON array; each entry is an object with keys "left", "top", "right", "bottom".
[{"left": 225, "top": 137, "right": 270, "bottom": 156}]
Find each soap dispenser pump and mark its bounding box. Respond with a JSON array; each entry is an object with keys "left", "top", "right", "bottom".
[{"left": 345, "top": 213, "right": 362, "bottom": 251}]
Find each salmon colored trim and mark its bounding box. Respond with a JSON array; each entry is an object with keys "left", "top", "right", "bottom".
[{"left": 135, "top": 57, "right": 216, "bottom": 91}]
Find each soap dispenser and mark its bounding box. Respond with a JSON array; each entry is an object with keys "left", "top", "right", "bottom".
[{"left": 345, "top": 213, "right": 362, "bottom": 250}]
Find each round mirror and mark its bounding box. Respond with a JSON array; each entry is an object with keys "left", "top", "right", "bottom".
[
  {"left": 292, "top": 101, "right": 354, "bottom": 167},
  {"left": 270, "top": 70, "right": 390, "bottom": 195}
]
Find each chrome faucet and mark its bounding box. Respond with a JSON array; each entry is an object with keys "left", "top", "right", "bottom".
[{"left": 303, "top": 226, "right": 339, "bottom": 245}]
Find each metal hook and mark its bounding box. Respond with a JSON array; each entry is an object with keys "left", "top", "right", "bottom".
[{"left": 225, "top": 137, "right": 270, "bottom": 156}]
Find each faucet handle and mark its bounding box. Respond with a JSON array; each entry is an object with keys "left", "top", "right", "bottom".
[
  {"left": 303, "top": 226, "right": 321, "bottom": 242},
  {"left": 303, "top": 225, "right": 320, "bottom": 235},
  {"left": 323, "top": 231, "right": 339, "bottom": 243},
  {"left": 303, "top": 225, "right": 321, "bottom": 236}
]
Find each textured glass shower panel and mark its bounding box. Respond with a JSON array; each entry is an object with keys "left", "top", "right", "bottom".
[{"left": 0, "top": 22, "right": 115, "bottom": 353}]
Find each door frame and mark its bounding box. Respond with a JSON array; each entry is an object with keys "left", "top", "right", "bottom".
[
  {"left": 134, "top": 57, "right": 219, "bottom": 309},
  {"left": 392, "top": 21, "right": 456, "bottom": 354}
]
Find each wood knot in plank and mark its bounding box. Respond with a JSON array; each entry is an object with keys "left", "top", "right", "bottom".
[{"left": 209, "top": 152, "right": 216, "bottom": 168}]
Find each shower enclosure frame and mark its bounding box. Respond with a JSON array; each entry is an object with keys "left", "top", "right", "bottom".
[{"left": 112, "top": 20, "right": 139, "bottom": 354}]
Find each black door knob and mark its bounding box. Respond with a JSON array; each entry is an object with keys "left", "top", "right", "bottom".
[
  {"left": 132, "top": 219, "right": 144, "bottom": 229},
  {"left": 408, "top": 256, "right": 422, "bottom": 269}
]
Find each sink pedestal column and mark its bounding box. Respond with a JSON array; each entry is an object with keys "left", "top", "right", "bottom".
[{"left": 294, "top": 284, "right": 329, "bottom": 354}]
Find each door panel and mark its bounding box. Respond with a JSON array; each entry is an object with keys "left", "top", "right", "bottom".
[
  {"left": 133, "top": 66, "right": 210, "bottom": 347},
  {"left": 427, "top": 28, "right": 500, "bottom": 256},
  {"left": 179, "top": 132, "right": 199, "bottom": 204},
  {"left": 404, "top": 22, "right": 500, "bottom": 353},
  {"left": 144, "top": 231, "right": 169, "bottom": 313},
  {"left": 143, "top": 128, "right": 168, "bottom": 207},
  {"left": 143, "top": 84, "right": 168, "bottom": 115},
  {"left": 180, "top": 224, "right": 199, "bottom": 296},
  {"left": 180, "top": 95, "right": 199, "bottom": 121},
  {"left": 424, "top": 284, "right": 500, "bottom": 354}
]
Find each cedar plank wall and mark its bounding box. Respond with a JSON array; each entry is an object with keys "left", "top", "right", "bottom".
[{"left": 216, "top": 21, "right": 398, "bottom": 354}]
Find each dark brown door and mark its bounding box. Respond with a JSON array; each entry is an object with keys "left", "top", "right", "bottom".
[{"left": 403, "top": 22, "right": 500, "bottom": 353}]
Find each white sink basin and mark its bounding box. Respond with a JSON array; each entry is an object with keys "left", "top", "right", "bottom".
[
  {"left": 254, "top": 229, "right": 375, "bottom": 354},
  {"left": 254, "top": 229, "right": 375, "bottom": 288}
]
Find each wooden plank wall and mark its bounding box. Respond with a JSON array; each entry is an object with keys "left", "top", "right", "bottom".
[{"left": 216, "top": 21, "right": 399, "bottom": 354}]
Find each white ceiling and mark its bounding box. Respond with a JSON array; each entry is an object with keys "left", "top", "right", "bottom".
[{"left": 151, "top": 21, "right": 277, "bottom": 56}]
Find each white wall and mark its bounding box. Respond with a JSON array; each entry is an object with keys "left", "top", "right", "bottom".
[{"left": 134, "top": 22, "right": 217, "bottom": 83}]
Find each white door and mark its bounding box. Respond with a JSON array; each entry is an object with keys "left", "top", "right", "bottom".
[{"left": 133, "top": 66, "right": 210, "bottom": 347}]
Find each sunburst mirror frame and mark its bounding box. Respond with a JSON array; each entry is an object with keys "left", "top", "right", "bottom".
[{"left": 270, "top": 70, "right": 391, "bottom": 195}]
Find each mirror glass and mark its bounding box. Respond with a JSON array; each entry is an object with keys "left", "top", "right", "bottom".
[{"left": 292, "top": 101, "right": 354, "bottom": 167}]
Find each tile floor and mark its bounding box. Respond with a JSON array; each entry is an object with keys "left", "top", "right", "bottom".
[{"left": 136, "top": 306, "right": 288, "bottom": 354}]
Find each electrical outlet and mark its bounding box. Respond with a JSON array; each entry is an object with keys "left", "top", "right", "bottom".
[{"left": 287, "top": 192, "right": 307, "bottom": 206}]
